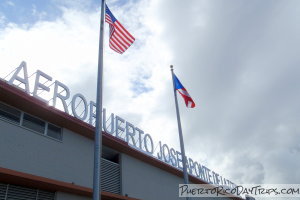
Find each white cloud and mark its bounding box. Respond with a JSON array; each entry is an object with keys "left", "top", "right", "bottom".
[
  {"left": 31, "top": 4, "right": 47, "bottom": 20},
  {"left": 152, "top": 0, "right": 300, "bottom": 184},
  {"left": 0, "top": 12, "right": 6, "bottom": 26},
  {"left": 5, "top": 1, "right": 15, "bottom": 7},
  {"left": 0, "top": 0, "right": 175, "bottom": 150}
]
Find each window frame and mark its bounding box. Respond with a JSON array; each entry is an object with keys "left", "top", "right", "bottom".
[
  {"left": 47, "top": 122, "right": 63, "bottom": 141},
  {"left": 0, "top": 102, "right": 22, "bottom": 124},
  {"left": 22, "top": 113, "right": 46, "bottom": 135},
  {"left": 0, "top": 102, "right": 63, "bottom": 142}
]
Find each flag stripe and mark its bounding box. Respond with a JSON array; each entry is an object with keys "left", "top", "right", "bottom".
[
  {"left": 178, "top": 89, "right": 191, "bottom": 98},
  {"left": 114, "top": 30, "right": 131, "bottom": 47},
  {"left": 109, "top": 38, "right": 122, "bottom": 53},
  {"left": 109, "top": 43, "right": 122, "bottom": 54},
  {"left": 113, "top": 24, "right": 134, "bottom": 48},
  {"left": 174, "top": 74, "right": 196, "bottom": 108},
  {"left": 112, "top": 34, "right": 128, "bottom": 49},
  {"left": 111, "top": 36, "right": 126, "bottom": 52},
  {"left": 110, "top": 36, "right": 125, "bottom": 52},
  {"left": 114, "top": 21, "right": 135, "bottom": 42},
  {"left": 115, "top": 21, "right": 135, "bottom": 41},
  {"left": 105, "top": 15, "right": 112, "bottom": 24}
]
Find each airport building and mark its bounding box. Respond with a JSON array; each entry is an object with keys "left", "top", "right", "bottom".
[{"left": 0, "top": 64, "right": 243, "bottom": 200}]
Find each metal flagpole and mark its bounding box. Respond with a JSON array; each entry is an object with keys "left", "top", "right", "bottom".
[
  {"left": 170, "top": 65, "right": 190, "bottom": 200},
  {"left": 93, "top": 0, "right": 106, "bottom": 200}
]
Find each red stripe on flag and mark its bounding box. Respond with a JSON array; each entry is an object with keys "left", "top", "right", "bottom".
[
  {"left": 114, "top": 31, "right": 131, "bottom": 47},
  {"left": 112, "top": 33, "right": 129, "bottom": 49},
  {"left": 110, "top": 37, "right": 126, "bottom": 52},
  {"left": 111, "top": 35, "right": 126, "bottom": 51},
  {"left": 115, "top": 21, "right": 135, "bottom": 42},
  {"left": 114, "top": 23, "right": 135, "bottom": 44},
  {"left": 109, "top": 43, "right": 122, "bottom": 54}
]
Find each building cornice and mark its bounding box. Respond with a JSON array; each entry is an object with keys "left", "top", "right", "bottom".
[{"left": 0, "top": 167, "right": 139, "bottom": 200}]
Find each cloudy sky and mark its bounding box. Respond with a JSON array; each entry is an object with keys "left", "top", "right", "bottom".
[{"left": 0, "top": 0, "right": 299, "bottom": 186}]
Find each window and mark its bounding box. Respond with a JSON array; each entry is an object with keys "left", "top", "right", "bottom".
[
  {"left": 0, "top": 102, "right": 21, "bottom": 124},
  {"left": 47, "top": 124, "right": 62, "bottom": 140},
  {"left": 0, "top": 101, "right": 63, "bottom": 141},
  {"left": 22, "top": 114, "right": 46, "bottom": 134}
]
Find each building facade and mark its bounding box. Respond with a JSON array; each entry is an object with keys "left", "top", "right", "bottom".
[{"left": 0, "top": 79, "right": 242, "bottom": 200}]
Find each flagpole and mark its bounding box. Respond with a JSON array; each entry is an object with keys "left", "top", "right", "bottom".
[
  {"left": 93, "top": 0, "right": 106, "bottom": 200},
  {"left": 170, "top": 65, "right": 190, "bottom": 200}
]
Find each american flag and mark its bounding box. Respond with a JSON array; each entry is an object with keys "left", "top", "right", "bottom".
[
  {"left": 174, "top": 74, "right": 196, "bottom": 108},
  {"left": 105, "top": 5, "right": 135, "bottom": 54}
]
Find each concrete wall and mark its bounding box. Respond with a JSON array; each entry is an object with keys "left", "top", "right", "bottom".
[
  {"left": 0, "top": 117, "right": 235, "bottom": 200},
  {"left": 121, "top": 153, "right": 233, "bottom": 200},
  {"left": 121, "top": 153, "right": 183, "bottom": 200},
  {"left": 0, "top": 119, "right": 94, "bottom": 188}
]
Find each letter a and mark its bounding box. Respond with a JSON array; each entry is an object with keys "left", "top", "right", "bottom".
[{"left": 8, "top": 61, "right": 30, "bottom": 94}]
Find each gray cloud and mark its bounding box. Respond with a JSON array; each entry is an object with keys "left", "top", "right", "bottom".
[{"left": 155, "top": 0, "right": 300, "bottom": 183}]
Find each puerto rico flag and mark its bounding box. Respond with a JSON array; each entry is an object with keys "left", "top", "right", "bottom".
[
  {"left": 174, "top": 74, "right": 196, "bottom": 108},
  {"left": 105, "top": 4, "right": 135, "bottom": 54}
]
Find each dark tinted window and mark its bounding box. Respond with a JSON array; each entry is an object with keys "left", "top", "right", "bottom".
[
  {"left": 47, "top": 124, "right": 62, "bottom": 140},
  {"left": 22, "top": 114, "right": 45, "bottom": 134},
  {"left": 0, "top": 102, "right": 21, "bottom": 123}
]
